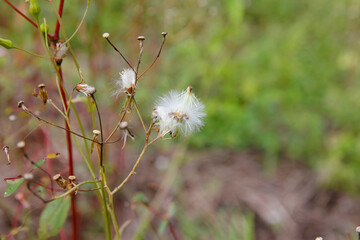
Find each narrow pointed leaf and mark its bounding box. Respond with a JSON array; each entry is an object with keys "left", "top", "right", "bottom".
[
  {"left": 33, "top": 159, "right": 45, "bottom": 169},
  {"left": 38, "top": 197, "right": 70, "bottom": 239}
]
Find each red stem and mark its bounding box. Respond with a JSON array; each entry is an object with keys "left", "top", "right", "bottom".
[
  {"left": 53, "top": 0, "right": 65, "bottom": 41},
  {"left": 3, "top": 0, "right": 53, "bottom": 40},
  {"left": 58, "top": 67, "right": 77, "bottom": 240}
]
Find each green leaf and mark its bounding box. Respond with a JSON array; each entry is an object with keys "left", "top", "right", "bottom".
[
  {"left": 38, "top": 197, "right": 70, "bottom": 240},
  {"left": 158, "top": 219, "right": 168, "bottom": 234},
  {"left": 4, "top": 178, "right": 24, "bottom": 197},
  {"left": 33, "top": 159, "right": 45, "bottom": 169}
]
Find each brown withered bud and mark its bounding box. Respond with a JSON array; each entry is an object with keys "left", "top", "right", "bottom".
[
  {"left": 75, "top": 83, "right": 96, "bottom": 97},
  {"left": 161, "top": 32, "right": 168, "bottom": 36},
  {"left": 32, "top": 88, "right": 38, "bottom": 97},
  {"left": 38, "top": 84, "right": 48, "bottom": 105},
  {"left": 91, "top": 130, "right": 101, "bottom": 154},
  {"left": 17, "top": 101, "right": 41, "bottom": 121},
  {"left": 2, "top": 146, "right": 10, "bottom": 165},
  {"left": 67, "top": 175, "right": 78, "bottom": 195},
  {"left": 53, "top": 174, "right": 67, "bottom": 189},
  {"left": 17, "top": 101, "right": 24, "bottom": 108}
]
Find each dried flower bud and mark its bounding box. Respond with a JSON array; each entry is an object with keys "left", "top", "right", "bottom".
[
  {"left": 2, "top": 146, "right": 10, "bottom": 165},
  {"left": 91, "top": 130, "right": 100, "bottom": 154},
  {"left": 102, "top": 32, "right": 110, "bottom": 38},
  {"left": 17, "top": 101, "right": 24, "bottom": 108},
  {"left": 54, "top": 41, "right": 68, "bottom": 65},
  {"left": 23, "top": 173, "right": 34, "bottom": 180},
  {"left": 68, "top": 175, "right": 76, "bottom": 182},
  {"left": 119, "top": 121, "right": 128, "bottom": 129},
  {"left": 53, "top": 174, "right": 67, "bottom": 189},
  {"left": 161, "top": 32, "right": 168, "bottom": 36},
  {"left": 29, "top": 0, "right": 41, "bottom": 19},
  {"left": 17, "top": 141, "right": 26, "bottom": 148},
  {"left": 93, "top": 130, "right": 101, "bottom": 135},
  {"left": 75, "top": 83, "right": 96, "bottom": 96},
  {"left": 0, "top": 38, "right": 14, "bottom": 49},
  {"left": 137, "top": 36, "right": 145, "bottom": 41},
  {"left": 67, "top": 176, "right": 78, "bottom": 194},
  {"left": 37, "top": 83, "right": 48, "bottom": 105}
]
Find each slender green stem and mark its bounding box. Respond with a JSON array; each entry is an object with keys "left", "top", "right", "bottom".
[
  {"left": 108, "top": 194, "right": 121, "bottom": 240},
  {"left": 13, "top": 47, "right": 48, "bottom": 58},
  {"left": 99, "top": 167, "right": 112, "bottom": 240},
  {"left": 52, "top": 180, "right": 99, "bottom": 200},
  {"left": 133, "top": 99, "right": 146, "bottom": 133},
  {"left": 111, "top": 144, "right": 148, "bottom": 195}
]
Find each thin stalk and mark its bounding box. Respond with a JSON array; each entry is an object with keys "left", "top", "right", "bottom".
[
  {"left": 111, "top": 144, "right": 148, "bottom": 195},
  {"left": 105, "top": 38, "right": 135, "bottom": 73},
  {"left": 13, "top": 47, "right": 48, "bottom": 58},
  {"left": 108, "top": 194, "right": 121, "bottom": 240},
  {"left": 20, "top": 104, "right": 99, "bottom": 143},
  {"left": 133, "top": 99, "right": 146, "bottom": 133},
  {"left": 93, "top": 95, "right": 112, "bottom": 240},
  {"left": 105, "top": 95, "right": 134, "bottom": 143},
  {"left": 138, "top": 34, "right": 167, "bottom": 80},
  {"left": 99, "top": 167, "right": 112, "bottom": 240},
  {"left": 52, "top": 180, "right": 99, "bottom": 200}
]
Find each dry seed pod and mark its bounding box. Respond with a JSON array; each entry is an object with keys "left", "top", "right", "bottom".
[
  {"left": 53, "top": 174, "right": 67, "bottom": 189},
  {"left": 54, "top": 40, "right": 68, "bottom": 65},
  {"left": 38, "top": 84, "right": 48, "bottom": 105},
  {"left": 2, "top": 146, "right": 10, "bottom": 165},
  {"left": 67, "top": 175, "right": 78, "bottom": 195}
]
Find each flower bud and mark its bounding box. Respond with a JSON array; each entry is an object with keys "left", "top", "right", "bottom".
[
  {"left": 102, "top": 32, "right": 110, "bottom": 38},
  {"left": 29, "top": 0, "right": 41, "bottom": 19},
  {"left": 39, "top": 22, "right": 49, "bottom": 35},
  {"left": 0, "top": 38, "right": 14, "bottom": 49}
]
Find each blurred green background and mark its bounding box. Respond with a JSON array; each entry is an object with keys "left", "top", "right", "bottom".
[{"left": 1, "top": 0, "right": 360, "bottom": 239}]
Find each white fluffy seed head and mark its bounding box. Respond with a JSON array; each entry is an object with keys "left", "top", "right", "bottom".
[
  {"left": 152, "top": 86, "right": 205, "bottom": 137},
  {"left": 114, "top": 69, "right": 136, "bottom": 96}
]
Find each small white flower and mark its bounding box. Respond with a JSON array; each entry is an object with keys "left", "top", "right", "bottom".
[
  {"left": 75, "top": 83, "right": 96, "bottom": 96},
  {"left": 114, "top": 69, "right": 136, "bottom": 96},
  {"left": 152, "top": 86, "right": 205, "bottom": 137}
]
